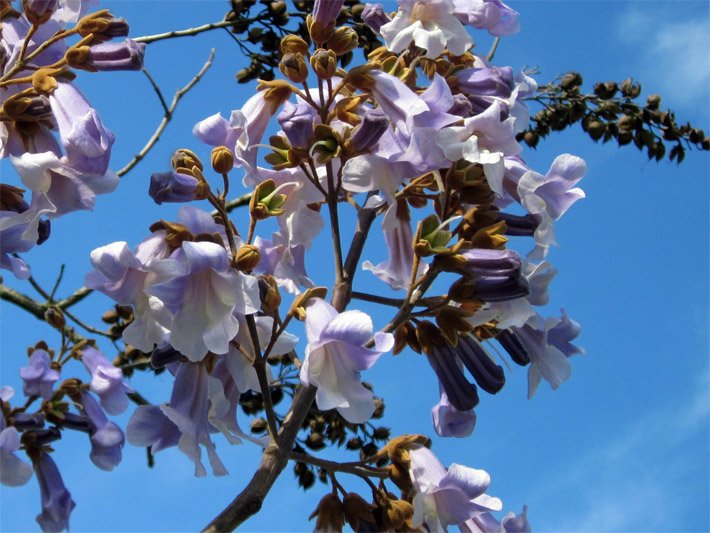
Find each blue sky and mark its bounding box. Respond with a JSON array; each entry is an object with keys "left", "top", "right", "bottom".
[{"left": 1, "top": 1, "right": 708, "bottom": 531}]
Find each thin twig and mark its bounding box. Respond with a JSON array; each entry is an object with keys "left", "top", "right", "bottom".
[
  {"left": 287, "top": 451, "right": 389, "bottom": 480},
  {"left": 134, "top": 20, "right": 251, "bottom": 45},
  {"left": 141, "top": 67, "right": 170, "bottom": 115},
  {"left": 486, "top": 37, "right": 501, "bottom": 62},
  {"left": 351, "top": 291, "right": 405, "bottom": 308},
  {"left": 116, "top": 49, "right": 216, "bottom": 177},
  {"left": 245, "top": 314, "right": 279, "bottom": 443},
  {"left": 48, "top": 265, "right": 65, "bottom": 301}
]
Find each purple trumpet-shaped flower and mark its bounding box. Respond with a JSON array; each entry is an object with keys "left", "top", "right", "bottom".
[
  {"left": 496, "top": 329, "right": 530, "bottom": 366},
  {"left": 432, "top": 389, "right": 476, "bottom": 438},
  {"left": 80, "top": 392, "right": 125, "bottom": 471},
  {"left": 0, "top": 192, "right": 52, "bottom": 279},
  {"left": 277, "top": 101, "right": 317, "bottom": 150},
  {"left": 456, "top": 335, "right": 505, "bottom": 395},
  {"left": 453, "top": 0, "right": 520, "bottom": 36},
  {"left": 424, "top": 336, "right": 479, "bottom": 412},
  {"left": 498, "top": 212, "right": 538, "bottom": 237},
  {"left": 408, "top": 445, "right": 503, "bottom": 531},
  {"left": 127, "top": 362, "right": 228, "bottom": 477},
  {"left": 81, "top": 347, "right": 133, "bottom": 415},
  {"left": 149, "top": 170, "right": 199, "bottom": 204},
  {"left": 301, "top": 299, "right": 394, "bottom": 423},
  {"left": 312, "top": 0, "right": 344, "bottom": 27},
  {"left": 457, "top": 65, "right": 514, "bottom": 115},
  {"left": 348, "top": 108, "right": 389, "bottom": 153},
  {"left": 0, "top": 388, "right": 33, "bottom": 487},
  {"left": 20, "top": 350, "right": 59, "bottom": 400},
  {"left": 48, "top": 82, "right": 115, "bottom": 176},
  {"left": 361, "top": 3, "right": 390, "bottom": 33},
  {"left": 73, "top": 39, "right": 146, "bottom": 71},
  {"left": 512, "top": 310, "right": 583, "bottom": 398},
  {"left": 33, "top": 450, "right": 76, "bottom": 533},
  {"left": 148, "top": 241, "right": 260, "bottom": 361}
]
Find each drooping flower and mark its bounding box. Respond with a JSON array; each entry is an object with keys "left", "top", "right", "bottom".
[
  {"left": 20, "top": 350, "right": 60, "bottom": 400},
  {"left": 452, "top": 0, "right": 520, "bottom": 36},
  {"left": 127, "top": 362, "right": 228, "bottom": 477},
  {"left": 381, "top": 0, "right": 473, "bottom": 59},
  {"left": 408, "top": 445, "right": 503, "bottom": 531},
  {"left": 33, "top": 450, "right": 76, "bottom": 533},
  {"left": 80, "top": 392, "right": 125, "bottom": 471},
  {"left": 301, "top": 299, "right": 394, "bottom": 423},
  {"left": 461, "top": 505, "right": 531, "bottom": 532},
  {"left": 432, "top": 390, "right": 476, "bottom": 438},
  {"left": 81, "top": 346, "right": 133, "bottom": 415}
]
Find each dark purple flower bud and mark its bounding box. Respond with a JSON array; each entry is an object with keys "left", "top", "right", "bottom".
[
  {"left": 277, "top": 102, "right": 316, "bottom": 149},
  {"left": 460, "top": 248, "right": 521, "bottom": 278},
  {"left": 69, "top": 40, "right": 146, "bottom": 72},
  {"left": 448, "top": 93, "right": 473, "bottom": 117},
  {"left": 58, "top": 413, "right": 91, "bottom": 433},
  {"left": 456, "top": 335, "right": 505, "bottom": 394},
  {"left": 474, "top": 275, "right": 529, "bottom": 302},
  {"left": 151, "top": 344, "right": 184, "bottom": 369},
  {"left": 28, "top": 427, "right": 62, "bottom": 446},
  {"left": 348, "top": 108, "right": 389, "bottom": 152},
  {"left": 361, "top": 3, "right": 390, "bottom": 33},
  {"left": 22, "top": 0, "right": 58, "bottom": 24},
  {"left": 1, "top": 93, "right": 54, "bottom": 123},
  {"left": 12, "top": 412, "right": 45, "bottom": 431},
  {"left": 499, "top": 212, "right": 539, "bottom": 237},
  {"left": 313, "top": 0, "right": 344, "bottom": 27},
  {"left": 426, "top": 345, "right": 479, "bottom": 412},
  {"left": 33, "top": 450, "right": 75, "bottom": 532},
  {"left": 496, "top": 329, "right": 530, "bottom": 365},
  {"left": 149, "top": 170, "right": 199, "bottom": 204}
]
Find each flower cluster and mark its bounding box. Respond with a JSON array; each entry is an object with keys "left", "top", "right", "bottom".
[
  {"left": 1, "top": 345, "right": 132, "bottom": 530},
  {"left": 0, "top": 0, "right": 145, "bottom": 279}
]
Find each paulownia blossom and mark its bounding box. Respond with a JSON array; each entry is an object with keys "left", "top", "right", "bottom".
[{"left": 301, "top": 298, "right": 394, "bottom": 423}]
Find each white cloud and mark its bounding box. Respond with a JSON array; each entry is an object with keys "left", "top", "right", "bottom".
[
  {"left": 616, "top": 6, "right": 710, "bottom": 107},
  {"left": 531, "top": 367, "right": 710, "bottom": 531}
]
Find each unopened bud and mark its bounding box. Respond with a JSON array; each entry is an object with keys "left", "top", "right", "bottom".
[
  {"left": 66, "top": 39, "right": 145, "bottom": 72},
  {"left": 76, "top": 10, "right": 129, "bottom": 43},
  {"left": 278, "top": 52, "right": 308, "bottom": 84},
  {"left": 149, "top": 171, "right": 199, "bottom": 205},
  {"left": 309, "top": 493, "right": 345, "bottom": 531},
  {"left": 234, "top": 244, "right": 260, "bottom": 271},
  {"left": 259, "top": 275, "right": 282, "bottom": 313},
  {"left": 307, "top": 0, "right": 344, "bottom": 45},
  {"left": 343, "top": 493, "right": 376, "bottom": 532},
  {"left": 346, "top": 107, "right": 388, "bottom": 153},
  {"left": 310, "top": 48, "right": 337, "bottom": 80},
  {"left": 171, "top": 149, "right": 203, "bottom": 172},
  {"left": 280, "top": 34, "right": 309, "bottom": 56},
  {"left": 327, "top": 26, "right": 358, "bottom": 56},
  {"left": 211, "top": 146, "right": 235, "bottom": 174},
  {"left": 44, "top": 307, "right": 65, "bottom": 329}
]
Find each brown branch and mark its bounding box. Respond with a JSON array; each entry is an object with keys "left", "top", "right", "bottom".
[{"left": 116, "top": 49, "right": 216, "bottom": 178}]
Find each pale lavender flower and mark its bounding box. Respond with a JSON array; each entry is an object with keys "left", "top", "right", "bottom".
[
  {"left": 20, "top": 350, "right": 59, "bottom": 400},
  {"left": 277, "top": 101, "right": 317, "bottom": 150},
  {"left": 517, "top": 154, "right": 586, "bottom": 221},
  {"left": 453, "top": 0, "right": 520, "bottom": 36},
  {"left": 461, "top": 505, "right": 531, "bottom": 532},
  {"left": 432, "top": 390, "right": 476, "bottom": 438},
  {"left": 81, "top": 347, "right": 133, "bottom": 415},
  {"left": 348, "top": 108, "right": 389, "bottom": 153},
  {"left": 48, "top": 82, "right": 115, "bottom": 176},
  {"left": 33, "top": 450, "right": 75, "bottom": 533},
  {"left": 512, "top": 310, "right": 583, "bottom": 398},
  {"left": 0, "top": 388, "right": 33, "bottom": 487},
  {"left": 361, "top": 3, "right": 390, "bottom": 33},
  {"left": 0, "top": 196, "right": 52, "bottom": 279},
  {"left": 148, "top": 241, "right": 260, "bottom": 361},
  {"left": 381, "top": 0, "right": 472, "bottom": 59},
  {"left": 149, "top": 170, "right": 199, "bottom": 204},
  {"left": 127, "top": 362, "right": 228, "bottom": 477},
  {"left": 409, "top": 445, "right": 503, "bottom": 531},
  {"left": 301, "top": 299, "right": 394, "bottom": 423},
  {"left": 80, "top": 392, "right": 125, "bottom": 471}
]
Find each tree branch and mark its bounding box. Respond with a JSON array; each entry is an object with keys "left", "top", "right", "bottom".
[{"left": 116, "top": 49, "right": 216, "bottom": 177}]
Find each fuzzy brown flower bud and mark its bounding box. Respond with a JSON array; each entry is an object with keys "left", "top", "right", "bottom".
[
  {"left": 234, "top": 244, "right": 260, "bottom": 272},
  {"left": 211, "top": 146, "right": 235, "bottom": 174},
  {"left": 309, "top": 493, "right": 345, "bottom": 532},
  {"left": 278, "top": 52, "right": 308, "bottom": 84},
  {"left": 310, "top": 48, "right": 337, "bottom": 80},
  {"left": 280, "top": 34, "right": 309, "bottom": 56},
  {"left": 171, "top": 148, "right": 203, "bottom": 172},
  {"left": 327, "top": 26, "right": 358, "bottom": 56}
]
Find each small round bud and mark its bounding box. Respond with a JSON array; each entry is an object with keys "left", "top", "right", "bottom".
[
  {"left": 211, "top": 146, "right": 235, "bottom": 174},
  {"left": 234, "top": 244, "right": 260, "bottom": 272},
  {"left": 310, "top": 48, "right": 337, "bottom": 80},
  {"left": 278, "top": 52, "right": 308, "bottom": 84},
  {"left": 44, "top": 307, "right": 65, "bottom": 329},
  {"left": 327, "top": 26, "right": 358, "bottom": 56}
]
